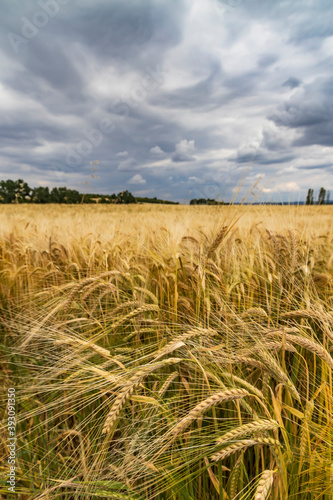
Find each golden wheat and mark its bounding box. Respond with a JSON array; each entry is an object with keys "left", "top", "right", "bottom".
[
  {"left": 170, "top": 389, "right": 250, "bottom": 438},
  {"left": 216, "top": 419, "right": 279, "bottom": 444},
  {"left": 254, "top": 469, "right": 276, "bottom": 500},
  {"left": 211, "top": 438, "right": 281, "bottom": 462}
]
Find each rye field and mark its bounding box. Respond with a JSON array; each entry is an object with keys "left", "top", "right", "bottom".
[{"left": 1, "top": 203, "right": 333, "bottom": 500}]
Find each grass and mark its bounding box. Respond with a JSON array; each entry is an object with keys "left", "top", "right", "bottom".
[{"left": 0, "top": 203, "right": 333, "bottom": 499}]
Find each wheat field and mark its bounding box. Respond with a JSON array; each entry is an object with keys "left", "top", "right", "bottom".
[{"left": 1, "top": 203, "right": 333, "bottom": 499}]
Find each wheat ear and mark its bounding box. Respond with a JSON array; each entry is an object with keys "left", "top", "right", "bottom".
[
  {"left": 211, "top": 437, "right": 281, "bottom": 462},
  {"left": 170, "top": 388, "right": 249, "bottom": 438},
  {"left": 216, "top": 419, "right": 279, "bottom": 444},
  {"left": 286, "top": 335, "right": 333, "bottom": 370},
  {"left": 153, "top": 328, "right": 215, "bottom": 361},
  {"left": 299, "top": 400, "right": 314, "bottom": 461},
  {"left": 102, "top": 357, "right": 181, "bottom": 434},
  {"left": 258, "top": 349, "right": 300, "bottom": 401},
  {"left": 110, "top": 304, "right": 160, "bottom": 329},
  {"left": 220, "top": 371, "right": 264, "bottom": 399},
  {"left": 229, "top": 453, "right": 243, "bottom": 499},
  {"left": 207, "top": 225, "right": 228, "bottom": 258},
  {"left": 254, "top": 469, "right": 276, "bottom": 500},
  {"left": 54, "top": 335, "right": 111, "bottom": 358}
]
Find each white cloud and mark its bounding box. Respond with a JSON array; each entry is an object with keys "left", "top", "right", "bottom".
[
  {"left": 263, "top": 181, "right": 300, "bottom": 193},
  {"left": 149, "top": 146, "right": 165, "bottom": 155},
  {"left": 172, "top": 139, "right": 196, "bottom": 162},
  {"left": 128, "top": 174, "right": 146, "bottom": 185}
]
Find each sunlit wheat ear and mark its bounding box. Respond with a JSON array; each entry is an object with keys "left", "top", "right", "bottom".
[
  {"left": 270, "top": 330, "right": 333, "bottom": 369},
  {"left": 254, "top": 469, "right": 276, "bottom": 500},
  {"left": 286, "top": 334, "right": 333, "bottom": 369},
  {"left": 228, "top": 355, "right": 267, "bottom": 371},
  {"left": 211, "top": 438, "right": 281, "bottom": 462},
  {"left": 133, "top": 286, "right": 159, "bottom": 305},
  {"left": 216, "top": 419, "right": 279, "bottom": 444},
  {"left": 241, "top": 307, "right": 268, "bottom": 319},
  {"left": 206, "top": 225, "right": 228, "bottom": 258},
  {"left": 170, "top": 388, "right": 249, "bottom": 438},
  {"left": 102, "top": 357, "right": 181, "bottom": 434}
]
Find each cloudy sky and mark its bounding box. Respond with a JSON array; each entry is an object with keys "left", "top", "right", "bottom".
[{"left": 1, "top": 0, "right": 333, "bottom": 202}]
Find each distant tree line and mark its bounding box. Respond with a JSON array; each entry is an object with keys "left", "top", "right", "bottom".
[
  {"left": 189, "top": 198, "right": 226, "bottom": 205},
  {"left": 0, "top": 179, "right": 177, "bottom": 205},
  {"left": 136, "top": 196, "right": 178, "bottom": 205},
  {"left": 0, "top": 179, "right": 139, "bottom": 204},
  {"left": 306, "top": 187, "right": 330, "bottom": 205}
]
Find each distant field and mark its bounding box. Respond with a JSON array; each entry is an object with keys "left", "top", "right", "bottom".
[{"left": 1, "top": 204, "right": 333, "bottom": 499}]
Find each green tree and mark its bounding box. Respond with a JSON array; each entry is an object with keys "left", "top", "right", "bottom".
[
  {"left": 32, "top": 186, "right": 51, "bottom": 203},
  {"left": 306, "top": 188, "right": 314, "bottom": 205},
  {"left": 50, "top": 187, "right": 81, "bottom": 203},
  {"left": 318, "top": 187, "right": 326, "bottom": 205},
  {"left": 0, "top": 179, "right": 32, "bottom": 203},
  {"left": 117, "top": 190, "right": 136, "bottom": 204}
]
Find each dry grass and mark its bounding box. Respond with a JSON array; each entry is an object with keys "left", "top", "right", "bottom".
[{"left": 0, "top": 203, "right": 333, "bottom": 499}]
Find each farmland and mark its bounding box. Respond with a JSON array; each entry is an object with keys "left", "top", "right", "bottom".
[{"left": 1, "top": 204, "right": 333, "bottom": 499}]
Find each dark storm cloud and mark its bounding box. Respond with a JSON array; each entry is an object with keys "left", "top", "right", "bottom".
[
  {"left": 0, "top": 0, "right": 333, "bottom": 201},
  {"left": 270, "top": 78, "right": 333, "bottom": 147}
]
